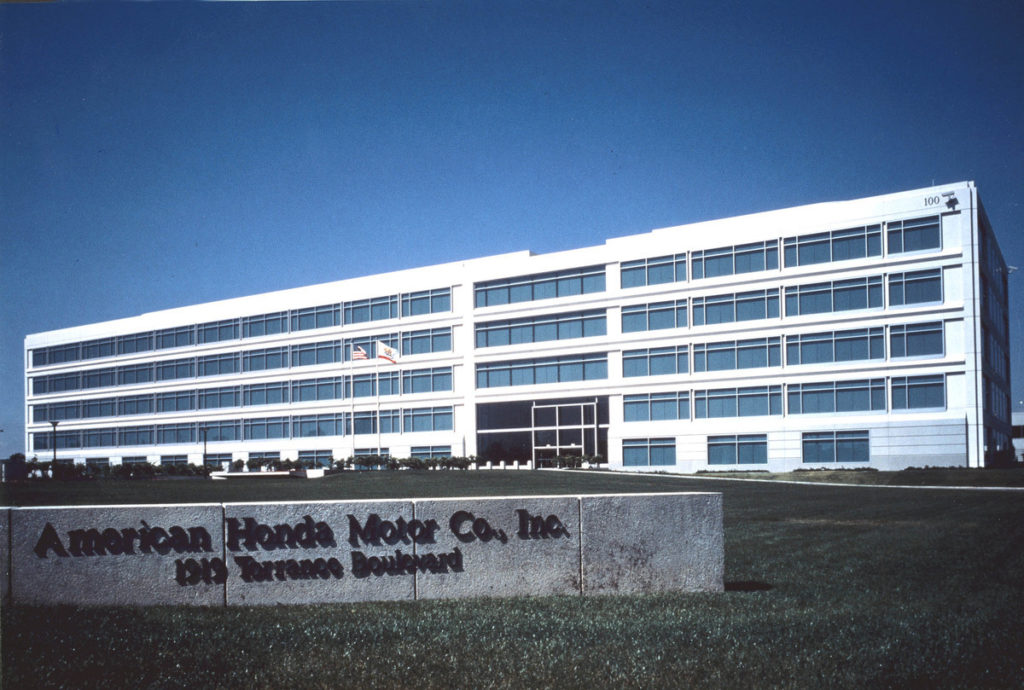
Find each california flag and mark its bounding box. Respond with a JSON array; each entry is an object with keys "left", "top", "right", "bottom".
[{"left": 376, "top": 341, "right": 399, "bottom": 364}]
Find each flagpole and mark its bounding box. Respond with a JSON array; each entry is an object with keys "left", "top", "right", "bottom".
[
  {"left": 375, "top": 352, "right": 381, "bottom": 456},
  {"left": 349, "top": 348, "right": 356, "bottom": 464},
  {"left": 371, "top": 340, "right": 397, "bottom": 462}
]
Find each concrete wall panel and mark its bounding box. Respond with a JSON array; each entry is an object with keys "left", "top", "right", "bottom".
[
  {"left": 11, "top": 504, "right": 224, "bottom": 606},
  {"left": 581, "top": 493, "right": 723, "bottom": 594},
  {"left": 413, "top": 496, "right": 581, "bottom": 600},
  {"left": 224, "top": 501, "right": 416, "bottom": 605}
]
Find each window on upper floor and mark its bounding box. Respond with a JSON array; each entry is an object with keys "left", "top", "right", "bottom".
[
  {"left": 243, "top": 347, "right": 288, "bottom": 372},
  {"left": 888, "top": 269, "right": 942, "bottom": 307},
  {"left": 82, "top": 338, "right": 115, "bottom": 360},
  {"left": 118, "top": 394, "right": 154, "bottom": 416},
  {"left": 291, "top": 304, "right": 340, "bottom": 331},
  {"left": 784, "top": 225, "right": 881, "bottom": 267},
  {"left": 887, "top": 216, "right": 940, "bottom": 254},
  {"left": 155, "top": 326, "right": 195, "bottom": 350},
  {"left": 401, "top": 288, "right": 451, "bottom": 316},
  {"left": 290, "top": 341, "right": 341, "bottom": 367},
  {"left": 156, "top": 391, "right": 195, "bottom": 413},
  {"left": 476, "top": 353, "right": 607, "bottom": 388},
  {"left": 118, "top": 332, "right": 154, "bottom": 355},
  {"left": 692, "top": 289, "right": 779, "bottom": 326},
  {"left": 243, "top": 312, "right": 288, "bottom": 338},
  {"left": 198, "top": 353, "right": 240, "bottom": 377},
  {"left": 622, "top": 346, "right": 688, "bottom": 378},
  {"left": 402, "top": 367, "right": 453, "bottom": 394},
  {"left": 694, "top": 386, "right": 782, "bottom": 418},
  {"left": 403, "top": 406, "right": 454, "bottom": 432},
  {"left": 890, "top": 322, "right": 944, "bottom": 358},
  {"left": 787, "top": 379, "right": 886, "bottom": 414},
  {"left": 117, "top": 363, "right": 154, "bottom": 386},
  {"left": 344, "top": 296, "right": 398, "bottom": 324},
  {"left": 621, "top": 301, "right": 686, "bottom": 333},
  {"left": 620, "top": 254, "right": 686, "bottom": 288},
  {"left": 290, "top": 377, "right": 343, "bottom": 403},
  {"left": 198, "top": 386, "right": 240, "bottom": 410},
  {"left": 693, "top": 241, "right": 778, "bottom": 279},
  {"left": 402, "top": 327, "right": 452, "bottom": 355},
  {"left": 785, "top": 277, "right": 882, "bottom": 316},
  {"left": 244, "top": 417, "right": 289, "bottom": 440},
  {"left": 693, "top": 337, "right": 780, "bottom": 372},
  {"left": 623, "top": 392, "right": 690, "bottom": 422},
  {"left": 474, "top": 266, "right": 605, "bottom": 307},
  {"left": 786, "top": 328, "right": 884, "bottom": 365},
  {"left": 477, "top": 310, "right": 606, "bottom": 347},
  {"left": 891, "top": 375, "right": 945, "bottom": 410},
  {"left": 197, "top": 319, "right": 239, "bottom": 344}
]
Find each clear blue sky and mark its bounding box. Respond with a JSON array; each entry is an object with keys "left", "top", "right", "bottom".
[{"left": 2, "top": 1, "right": 1022, "bottom": 457}]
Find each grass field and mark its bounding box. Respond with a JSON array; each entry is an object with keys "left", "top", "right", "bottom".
[
  {"left": 3, "top": 467, "right": 1023, "bottom": 507},
  {"left": 698, "top": 467, "right": 1024, "bottom": 487},
  {"left": 4, "top": 471, "right": 1023, "bottom": 688}
]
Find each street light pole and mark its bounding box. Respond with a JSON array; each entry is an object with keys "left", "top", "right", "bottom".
[
  {"left": 49, "top": 420, "right": 59, "bottom": 465},
  {"left": 200, "top": 427, "right": 208, "bottom": 468}
]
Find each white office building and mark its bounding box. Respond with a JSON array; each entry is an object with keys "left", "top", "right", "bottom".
[{"left": 24, "top": 182, "right": 1012, "bottom": 472}]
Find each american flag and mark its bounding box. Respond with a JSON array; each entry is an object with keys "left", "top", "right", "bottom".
[{"left": 352, "top": 345, "right": 368, "bottom": 361}]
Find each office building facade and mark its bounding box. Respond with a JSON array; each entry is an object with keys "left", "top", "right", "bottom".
[{"left": 24, "top": 182, "right": 1012, "bottom": 472}]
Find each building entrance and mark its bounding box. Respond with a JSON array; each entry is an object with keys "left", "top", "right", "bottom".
[
  {"left": 475, "top": 396, "right": 609, "bottom": 464},
  {"left": 531, "top": 399, "right": 599, "bottom": 463}
]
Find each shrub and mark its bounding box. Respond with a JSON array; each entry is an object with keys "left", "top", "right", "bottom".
[{"left": 400, "top": 457, "right": 429, "bottom": 471}]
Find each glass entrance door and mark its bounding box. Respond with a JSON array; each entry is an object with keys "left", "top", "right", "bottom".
[{"left": 531, "top": 399, "right": 599, "bottom": 465}]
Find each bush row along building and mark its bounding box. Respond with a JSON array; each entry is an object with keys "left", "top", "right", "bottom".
[{"left": 24, "top": 181, "right": 1012, "bottom": 472}]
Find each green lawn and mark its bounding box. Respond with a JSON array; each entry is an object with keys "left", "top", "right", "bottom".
[
  {"left": 3, "top": 467, "right": 1023, "bottom": 508},
  {"left": 4, "top": 471, "right": 1023, "bottom": 688},
  {"left": 696, "top": 467, "right": 1024, "bottom": 487},
  {"left": 0, "top": 470, "right": 696, "bottom": 507}
]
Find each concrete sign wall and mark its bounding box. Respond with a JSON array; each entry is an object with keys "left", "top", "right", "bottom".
[
  {"left": 414, "top": 496, "right": 583, "bottom": 600},
  {"left": 581, "top": 493, "right": 723, "bottom": 594},
  {"left": 7, "top": 492, "right": 723, "bottom": 606},
  {"left": 224, "top": 501, "right": 418, "bottom": 606},
  {"left": 12, "top": 504, "right": 225, "bottom": 606}
]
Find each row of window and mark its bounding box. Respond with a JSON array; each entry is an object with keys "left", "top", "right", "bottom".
[
  {"left": 622, "top": 375, "right": 946, "bottom": 421},
  {"left": 475, "top": 353, "right": 608, "bottom": 389},
  {"left": 474, "top": 268, "right": 939, "bottom": 349},
  {"left": 475, "top": 310, "right": 606, "bottom": 348},
  {"left": 31, "top": 328, "right": 453, "bottom": 395},
  {"left": 31, "top": 406, "right": 455, "bottom": 450},
  {"left": 624, "top": 269, "right": 940, "bottom": 333},
  {"left": 476, "top": 320, "right": 945, "bottom": 391},
  {"left": 625, "top": 323, "right": 942, "bottom": 378},
  {"left": 623, "top": 430, "right": 871, "bottom": 467},
  {"left": 32, "top": 264, "right": 945, "bottom": 394},
  {"left": 32, "top": 368, "right": 454, "bottom": 423},
  {"left": 61, "top": 445, "right": 455, "bottom": 467},
  {"left": 474, "top": 266, "right": 605, "bottom": 307},
  {"left": 614, "top": 216, "right": 937, "bottom": 289},
  {"left": 30, "top": 289, "right": 453, "bottom": 367}
]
